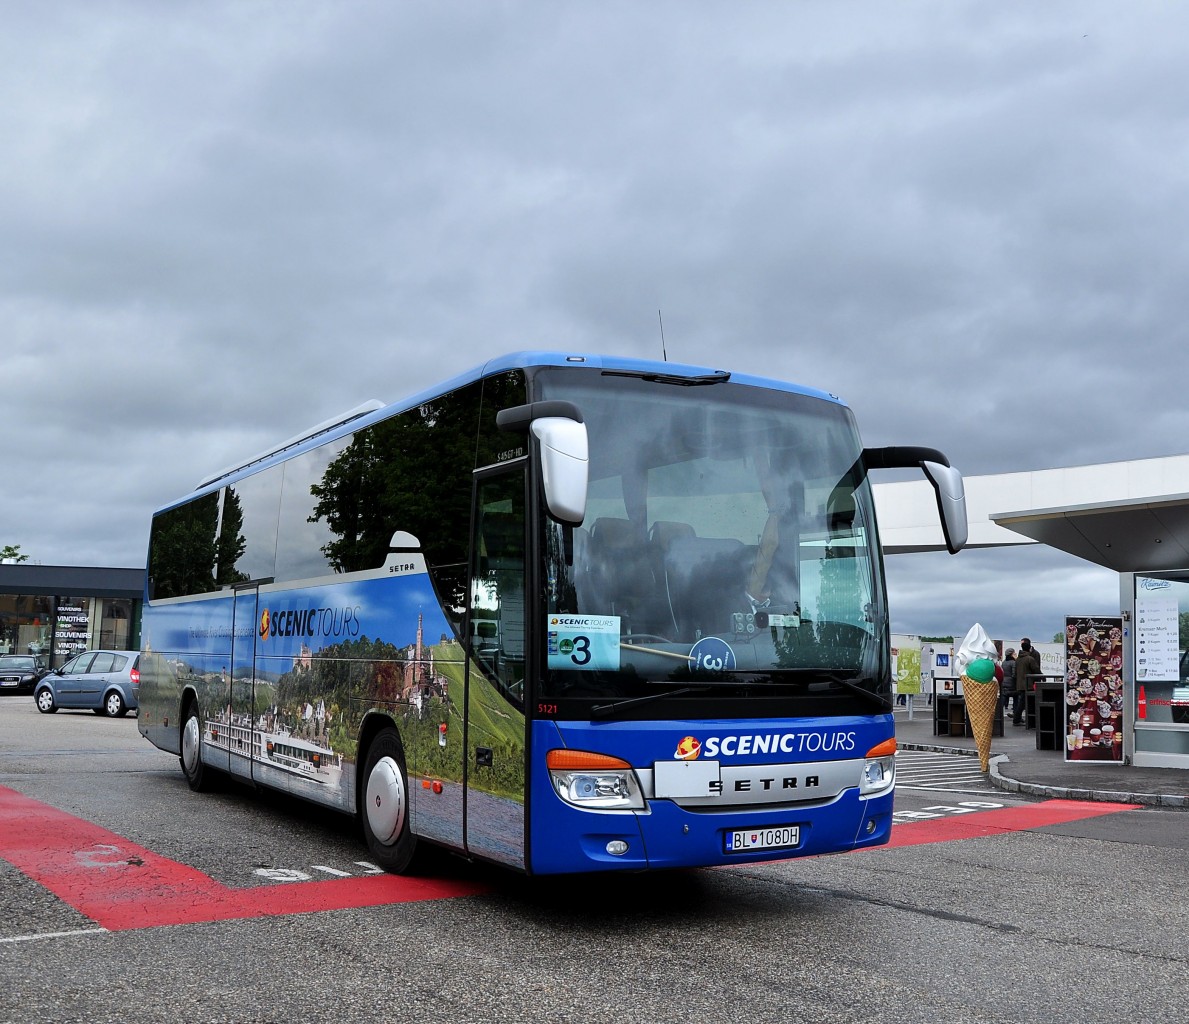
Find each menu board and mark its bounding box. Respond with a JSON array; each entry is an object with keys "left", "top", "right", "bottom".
[
  {"left": 1135, "top": 583, "right": 1180, "bottom": 681},
  {"left": 1063, "top": 616, "right": 1124, "bottom": 763}
]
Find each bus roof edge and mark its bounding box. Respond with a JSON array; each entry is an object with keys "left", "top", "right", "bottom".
[{"left": 195, "top": 399, "right": 386, "bottom": 490}]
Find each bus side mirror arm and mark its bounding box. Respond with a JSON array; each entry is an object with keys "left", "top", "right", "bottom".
[
  {"left": 863, "top": 446, "right": 968, "bottom": 555},
  {"left": 498, "top": 402, "right": 589, "bottom": 526}
]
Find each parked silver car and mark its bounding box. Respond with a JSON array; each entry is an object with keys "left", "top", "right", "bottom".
[{"left": 34, "top": 650, "right": 140, "bottom": 717}]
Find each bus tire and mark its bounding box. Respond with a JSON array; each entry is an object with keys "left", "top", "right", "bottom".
[
  {"left": 180, "top": 700, "right": 210, "bottom": 792},
  {"left": 361, "top": 728, "right": 417, "bottom": 874}
]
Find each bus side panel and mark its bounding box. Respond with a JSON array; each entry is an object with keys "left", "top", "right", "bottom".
[
  {"left": 528, "top": 715, "right": 895, "bottom": 875},
  {"left": 139, "top": 595, "right": 234, "bottom": 765},
  {"left": 139, "top": 567, "right": 467, "bottom": 833},
  {"left": 461, "top": 660, "right": 527, "bottom": 869},
  {"left": 242, "top": 571, "right": 461, "bottom": 824}
]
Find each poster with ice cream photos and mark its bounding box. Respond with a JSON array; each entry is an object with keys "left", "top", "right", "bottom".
[{"left": 1063, "top": 615, "right": 1125, "bottom": 763}]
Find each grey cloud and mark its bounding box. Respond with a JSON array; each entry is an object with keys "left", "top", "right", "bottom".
[{"left": 1, "top": 1, "right": 1186, "bottom": 641}]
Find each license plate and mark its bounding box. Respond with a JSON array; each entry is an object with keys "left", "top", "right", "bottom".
[
  {"left": 1, "top": 680, "right": 17, "bottom": 687},
  {"left": 725, "top": 825, "right": 800, "bottom": 853}
]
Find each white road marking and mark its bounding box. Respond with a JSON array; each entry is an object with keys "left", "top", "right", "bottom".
[{"left": 0, "top": 927, "right": 108, "bottom": 944}]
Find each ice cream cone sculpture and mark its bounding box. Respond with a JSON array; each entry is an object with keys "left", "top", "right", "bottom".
[{"left": 962, "top": 657, "right": 999, "bottom": 772}]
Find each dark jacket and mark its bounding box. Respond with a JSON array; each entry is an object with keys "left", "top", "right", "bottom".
[
  {"left": 1015, "top": 647, "right": 1041, "bottom": 690},
  {"left": 1001, "top": 656, "right": 1017, "bottom": 691}
]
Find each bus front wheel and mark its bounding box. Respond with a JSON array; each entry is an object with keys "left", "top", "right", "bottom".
[{"left": 361, "top": 728, "right": 418, "bottom": 874}]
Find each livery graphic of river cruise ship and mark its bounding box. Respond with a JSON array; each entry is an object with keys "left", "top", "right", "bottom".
[{"left": 203, "top": 703, "right": 344, "bottom": 788}]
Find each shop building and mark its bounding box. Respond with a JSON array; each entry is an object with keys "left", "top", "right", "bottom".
[
  {"left": 877, "top": 452, "right": 1189, "bottom": 771},
  {"left": 0, "top": 564, "right": 143, "bottom": 669}
]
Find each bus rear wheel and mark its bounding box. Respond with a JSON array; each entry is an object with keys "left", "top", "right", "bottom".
[
  {"left": 361, "top": 728, "right": 418, "bottom": 874},
  {"left": 180, "top": 701, "right": 211, "bottom": 792}
]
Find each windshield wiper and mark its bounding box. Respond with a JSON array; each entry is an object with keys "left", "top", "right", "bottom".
[
  {"left": 826, "top": 675, "right": 892, "bottom": 712},
  {"left": 752, "top": 670, "right": 892, "bottom": 711},
  {"left": 601, "top": 369, "right": 731, "bottom": 387},
  {"left": 591, "top": 686, "right": 711, "bottom": 720}
]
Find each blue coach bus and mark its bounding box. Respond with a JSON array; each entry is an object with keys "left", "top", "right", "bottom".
[{"left": 137, "top": 352, "right": 966, "bottom": 874}]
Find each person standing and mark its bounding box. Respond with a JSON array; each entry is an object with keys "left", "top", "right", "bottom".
[
  {"left": 1000, "top": 647, "right": 1018, "bottom": 721},
  {"left": 1014, "top": 638, "right": 1041, "bottom": 726}
]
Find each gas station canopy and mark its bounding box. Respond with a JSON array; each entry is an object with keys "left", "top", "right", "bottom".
[
  {"left": 990, "top": 494, "right": 1189, "bottom": 573},
  {"left": 873, "top": 453, "right": 1189, "bottom": 573}
]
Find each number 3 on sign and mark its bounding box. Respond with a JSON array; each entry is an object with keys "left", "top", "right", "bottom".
[
  {"left": 546, "top": 615, "right": 621, "bottom": 671},
  {"left": 569, "top": 635, "right": 591, "bottom": 665}
]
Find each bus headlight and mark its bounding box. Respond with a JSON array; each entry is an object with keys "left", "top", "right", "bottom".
[
  {"left": 547, "top": 749, "right": 645, "bottom": 810},
  {"left": 859, "top": 738, "right": 896, "bottom": 796}
]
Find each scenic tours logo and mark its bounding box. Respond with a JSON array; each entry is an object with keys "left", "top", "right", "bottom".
[
  {"left": 671, "top": 730, "right": 858, "bottom": 760},
  {"left": 256, "top": 604, "right": 363, "bottom": 643}
]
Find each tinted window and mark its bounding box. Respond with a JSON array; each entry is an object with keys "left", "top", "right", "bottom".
[
  {"left": 304, "top": 377, "right": 524, "bottom": 633},
  {"left": 221, "top": 469, "right": 281, "bottom": 584},
  {"left": 274, "top": 437, "right": 352, "bottom": 584},
  {"left": 89, "top": 653, "right": 117, "bottom": 673},
  {"left": 149, "top": 370, "right": 528, "bottom": 615},
  {"left": 308, "top": 381, "right": 484, "bottom": 576},
  {"left": 148, "top": 491, "right": 220, "bottom": 599}
]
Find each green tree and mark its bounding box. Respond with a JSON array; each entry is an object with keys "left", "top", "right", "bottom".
[
  {"left": 215, "top": 487, "right": 249, "bottom": 586},
  {"left": 308, "top": 397, "right": 478, "bottom": 580},
  {"left": 148, "top": 492, "right": 220, "bottom": 598},
  {"left": 147, "top": 487, "right": 249, "bottom": 599},
  {"left": 307, "top": 373, "right": 524, "bottom": 616},
  {"left": 1, "top": 544, "right": 29, "bottom": 563}
]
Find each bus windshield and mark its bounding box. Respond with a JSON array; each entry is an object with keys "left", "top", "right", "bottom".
[{"left": 536, "top": 369, "right": 888, "bottom": 705}]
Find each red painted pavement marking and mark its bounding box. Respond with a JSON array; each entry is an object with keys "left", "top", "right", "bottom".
[
  {"left": 0, "top": 784, "right": 490, "bottom": 932},
  {"left": 0, "top": 785, "right": 1139, "bottom": 931},
  {"left": 883, "top": 799, "right": 1140, "bottom": 849}
]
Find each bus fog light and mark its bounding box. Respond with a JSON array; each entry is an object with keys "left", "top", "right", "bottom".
[
  {"left": 606, "top": 840, "right": 629, "bottom": 856},
  {"left": 865, "top": 819, "right": 876, "bottom": 834}
]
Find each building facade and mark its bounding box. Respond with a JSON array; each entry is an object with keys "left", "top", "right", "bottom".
[{"left": 0, "top": 564, "right": 143, "bottom": 669}]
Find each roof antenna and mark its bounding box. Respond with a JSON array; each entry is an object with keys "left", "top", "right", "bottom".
[{"left": 658, "top": 309, "right": 668, "bottom": 362}]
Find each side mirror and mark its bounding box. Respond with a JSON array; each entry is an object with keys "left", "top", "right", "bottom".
[
  {"left": 922, "top": 461, "right": 967, "bottom": 554},
  {"left": 863, "top": 445, "right": 968, "bottom": 554},
  {"left": 531, "top": 417, "right": 588, "bottom": 525},
  {"left": 497, "top": 400, "right": 589, "bottom": 526}
]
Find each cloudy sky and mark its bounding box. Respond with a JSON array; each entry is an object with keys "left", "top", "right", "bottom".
[{"left": 3, "top": 1, "right": 1185, "bottom": 642}]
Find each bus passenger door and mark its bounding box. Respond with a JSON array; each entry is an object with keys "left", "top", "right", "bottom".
[
  {"left": 464, "top": 467, "right": 528, "bottom": 870},
  {"left": 224, "top": 584, "right": 259, "bottom": 780}
]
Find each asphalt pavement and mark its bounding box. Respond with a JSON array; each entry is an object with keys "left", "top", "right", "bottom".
[{"left": 894, "top": 699, "right": 1189, "bottom": 808}]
